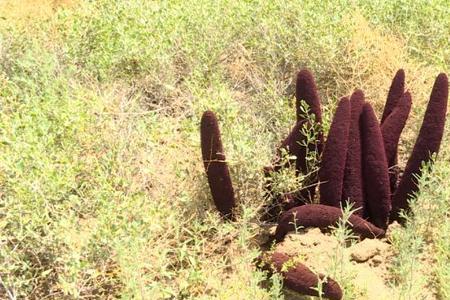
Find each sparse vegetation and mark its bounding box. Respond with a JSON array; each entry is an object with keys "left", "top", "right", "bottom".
[{"left": 0, "top": 0, "right": 448, "bottom": 299}]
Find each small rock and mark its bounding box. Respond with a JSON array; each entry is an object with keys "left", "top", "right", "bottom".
[
  {"left": 350, "top": 239, "right": 381, "bottom": 263},
  {"left": 255, "top": 225, "right": 277, "bottom": 245},
  {"left": 351, "top": 250, "right": 373, "bottom": 263},
  {"left": 371, "top": 255, "right": 383, "bottom": 266},
  {"left": 372, "top": 255, "right": 383, "bottom": 263},
  {"left": 268, "top": 225, "right": 277, "bottom": 236},
  {"left": 307, "top": 227, "right": 323, "bottom": 235},
  {"left": 386, "top": 221, "right": 401, "bottom": 239}
]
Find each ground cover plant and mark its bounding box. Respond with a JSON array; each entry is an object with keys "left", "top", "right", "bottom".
[{"left": 0, "top": 0, "right": 449, "bottom": 299}]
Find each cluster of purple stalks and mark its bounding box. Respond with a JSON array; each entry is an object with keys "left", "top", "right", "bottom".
[{"left": 200, "top": 69, "right": 448, "bottom": 300}]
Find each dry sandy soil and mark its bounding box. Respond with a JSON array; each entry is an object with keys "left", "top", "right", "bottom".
[{"left": 259, "top": 222, "right": 433, "bottom": 300}]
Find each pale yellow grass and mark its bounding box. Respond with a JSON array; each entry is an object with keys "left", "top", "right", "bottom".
[{"left": 0, "top": 0, "right": 77, "bottom": 19}]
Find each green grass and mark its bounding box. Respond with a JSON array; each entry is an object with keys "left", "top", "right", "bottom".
[
  {"left": 0, "top": 0, "right": 448, "bottom": 298},
  {"left": 390, "top": 144, "right": 450, "bottom": 299}
]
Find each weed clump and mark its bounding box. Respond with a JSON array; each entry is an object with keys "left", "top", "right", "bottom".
[
  {"left": 261, "top": 121, "right": 309, "bottom": 219},
  {"left": 274, "top": 120, "right": 308, "bottom": 173}
]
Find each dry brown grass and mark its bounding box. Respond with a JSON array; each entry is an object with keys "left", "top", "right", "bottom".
[
  {"left": 0, "top": 0, "right": 77, "bottom": 20},
  {"left": 321, "top": 12, "right": 443, "bottom": 167}
]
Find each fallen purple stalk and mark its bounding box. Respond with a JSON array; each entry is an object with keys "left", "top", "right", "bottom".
[
  {"left": 262, "top": 252, "right": 343, "bottom": 300},
  {"left": 275, "top": 204, "right": 385, "bottom": 242}
]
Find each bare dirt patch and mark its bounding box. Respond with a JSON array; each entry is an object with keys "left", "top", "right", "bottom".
[{"left": 270, "top": 225, "right": 401, "bottom": 299}]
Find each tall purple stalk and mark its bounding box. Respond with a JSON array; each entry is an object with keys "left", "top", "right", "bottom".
[
  {"left": 342, "top": 90, "right": 365, "bottom": 215},
  {"left": 381, "top": 69, "right": 405, "bottom": 124},
  {"left": 381, "top": 91, "right": 412, "bottom": 193},
  {"left": 295, "top": 70, "right": 324, "bottom": 202},
  {"left": 391, "top": 73, "right": 448, "bottom": 221},
  {"left": 296, "top": 69, "right": 323, "bottom": 126},
  {"left": 361, "top": 103, "right": 391, "bottom": 229},
  {"left": 200, "top": 111, "right": 236, "bottom": 220},
  {"left": 319, "top": 97, "right": 351, "bottom": 207}
]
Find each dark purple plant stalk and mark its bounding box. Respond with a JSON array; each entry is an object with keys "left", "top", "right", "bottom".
[
  {"left": 275, "top": 204, "right": 385, "bottom": 242},
  {"left": 200, "top": 111, "right": 236, "bottom": 220},
  {"left": 391, "top": 73, "right": 448, "bottom": 221},
  {"left": 361, "top": 103, "right": 391, "bottom": 229},
  {"left": 295, "top": 70, "right": 324, "bottom": 201},
  {"left": 342, "top": 90, "right": 365, "bottom": 216},
  {"left": 261, "top": 169, "right": 304, "bottom": 222},
  {"left": 296, "top": 69, "right": 323, "bottom": 127},
  {"left": 264, "top": 69, "right": 323, "bottom": 208},
  {"left": 319, "top": 97, "right": 351, "bottom": 207},
  {"left": 381, "top": 69, "right": 405, "bottom": 124},
  {"left": 381, "top": 91, "right": 412, "bottom": 193},
  {"left": 262, "top": 252, "right": 343, "bottom": 300},
  {"left": 296, "top": 68, "right": 324, "bottom": 167}
]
